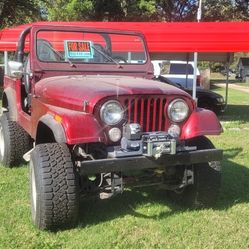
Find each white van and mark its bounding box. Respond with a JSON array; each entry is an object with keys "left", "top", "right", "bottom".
[{"left": 152, "top": 60, "right": 202, "bottom": 89}]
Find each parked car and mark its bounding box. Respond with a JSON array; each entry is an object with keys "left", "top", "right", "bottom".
[
  {"left": 156, "top": 75, "right": 225, "bottom": 115},
  {"left": 1, "top": 23, "right": 222, "bottom": 230},
  {"left": 152, "top": 60, "right": 202, "bottom": 89}
]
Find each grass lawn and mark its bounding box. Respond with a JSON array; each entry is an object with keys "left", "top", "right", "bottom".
[
  {"left": 238, "top": 83, "right": 249, "bottom": 87},
  {"left": 210, "top": 73, "right": 249, "bottom": 87},
  {"left": 1, "top": 87, "right": 249, "bottom": 249}
]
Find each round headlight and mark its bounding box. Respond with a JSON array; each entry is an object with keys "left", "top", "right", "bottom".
[
  {"left": 100, "top": 100, "right": 124, "bottom": 125},
  {"left": 168, "top": 99, "right": 189, "bottom": 123}
]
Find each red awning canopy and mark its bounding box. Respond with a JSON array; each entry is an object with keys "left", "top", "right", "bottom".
[{"left": 1, "top": 21, "right": 249, "bottom": 61}]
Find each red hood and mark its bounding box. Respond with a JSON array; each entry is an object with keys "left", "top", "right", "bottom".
[{"left": 35, "top": 75, "right": 190, "bottom": 112}]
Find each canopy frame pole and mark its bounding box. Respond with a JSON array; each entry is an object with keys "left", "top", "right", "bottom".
[
  {"left": 193, "top": 0, "right": 203, "bottom": 101},
  {"left": 185, "top": 53, "right": 190, "bottom": 89},
  {"left": 4, "top": 51, "right": 8, "bottom": 74},
  {"left": 193, "top": 52, "right": 198, "bottom": 101},
  {"left": 225, "top": 53, "right": 231, "bottom": 108}
]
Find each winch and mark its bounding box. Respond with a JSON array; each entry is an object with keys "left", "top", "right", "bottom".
[
  {"left": 142, "top": 132, "right": 176, "bottom": 159},
  {"left": 108, "top": 123, "right": 177, "bottom": 159}
]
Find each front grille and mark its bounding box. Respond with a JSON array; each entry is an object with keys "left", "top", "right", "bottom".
[{"left": 123, "top": 96, "right": 168, "bottom": 132}]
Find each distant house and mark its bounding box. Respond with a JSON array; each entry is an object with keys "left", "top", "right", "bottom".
[{"left": 237, "top": 57, "right": 249, "bottom": 81}]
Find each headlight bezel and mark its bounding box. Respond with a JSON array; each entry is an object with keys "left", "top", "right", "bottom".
[
  {"left": 100, "top": 100, "right": 124, "bottom": 126},
  {"left": 167, "top": 98, "right": 189, "bottom": 123}
]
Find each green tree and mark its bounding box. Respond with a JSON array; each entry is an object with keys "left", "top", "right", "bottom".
[
  {"left": 47, "top": 0, "right": 94, "bottom": 21},
  {"left": 156, "top": 0, "right": 249, "bottom": 22},
  {"left": 156, "top": 0, "right": 198, "bottom": 21},
  {"left": 44, "top": 0, "right": 198, "bottom": 22},
  {"left": 201, "top": 0, "right": 249, "bottom": 21},
  {"left": 202, "top": 0, "right": 235, "bottom": 21},
  {"left": 43, "top": 0, "right": 249, "bottom": 22},
  {"left": 0, "top": 0, "right": 40, "bottom": 29},
  {"left": 234, "top": 0, "right": 249, "bottom": 20},
  {"left": 92, "top": 0, "right": 125, "bottom": 21},
  {"left": 45, "top": 0, "right": 157, "bottom": 21}
]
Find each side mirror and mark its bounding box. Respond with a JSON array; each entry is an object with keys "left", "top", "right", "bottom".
[{"left": 7, "top": 61, "right": 23, "bottom": 79}]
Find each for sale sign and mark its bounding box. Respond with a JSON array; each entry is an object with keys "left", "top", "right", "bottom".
[{"left": 64, "top": 40, "right": 94, "bottom": 59}]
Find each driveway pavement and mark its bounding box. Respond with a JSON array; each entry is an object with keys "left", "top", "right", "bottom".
[{"left": 214, "top": 83, "right": 249, "bottom": 93}]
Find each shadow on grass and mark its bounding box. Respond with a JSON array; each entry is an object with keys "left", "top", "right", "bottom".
[
  {"left": 210, "top": 84, "right": 249, "bottom": 122},
  {"left": 77, "top": 147, "right": 249, "bottom": 228},
  {"left": 215, "top": 147, "right": 249, "bottom": 210},
  {"left": 219, "top": 104, "right": 249, "bottom": 123},
  {"left": 78, "top": 186, "right": 184, "bottom": 228},
  {"left": 211, "top": 79, "right": 239, "bottom": 84},
  {"left": 210, "top": 84, "right": 224, "bottom": 90}
]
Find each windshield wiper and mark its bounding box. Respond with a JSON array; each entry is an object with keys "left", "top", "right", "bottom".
[
  {"left": 92, "top": 46, "right": 122, "bottom": 68},
  {"left": 44, "top": 43, "right": 76, "bottom": 68},
  {"left": 44, "top": 43, "right": 63, "bottom": 60},
  {"left": 65, "top": 58, "right": 76, "bottom": 68}
]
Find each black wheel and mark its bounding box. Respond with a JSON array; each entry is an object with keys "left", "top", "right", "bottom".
[
  {"left": 168, "top": 136, "right": 221, "bottom": 208},
  {"left": 30, "top": 143, "right": 79, "bottom": 230},
  {"left": 0, "top": 112, "right": 31, "bottom": 167}
]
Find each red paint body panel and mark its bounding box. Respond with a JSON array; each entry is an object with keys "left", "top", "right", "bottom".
[
  {"left": 49, "top": 109, "right": 107, "bottom": 145},
  {"left": 1, "top": 21, "right": 249, "bottom": 52},
  {"left": 3, "top": 77, "right": 32, "bottom": 134},
  {"left": 181, "top": 108, "right": 223, "bottom": 140},
  {"left": 31, "top": 99, "right": 106, "bottom": 144},
  {"left": 34, "top": 75, "right": 190, "bottom": 113}
]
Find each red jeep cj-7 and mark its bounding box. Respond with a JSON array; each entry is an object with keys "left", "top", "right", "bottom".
[{"left": 0, "top": 24, "right": 223, "bottom": 230}]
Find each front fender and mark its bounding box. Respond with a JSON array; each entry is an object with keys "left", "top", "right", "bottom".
[
  {"left": 181, "top": 108, "right": 223, "bottom": 140},
  {"left": 62, "top": 112, "right": 107, "bottom": 144},
  {"left": 42, "top": 107, "right": 107, "bottom": 145},
  {"left": 39, "top": 114, "right": 67, "bottom": 143}
]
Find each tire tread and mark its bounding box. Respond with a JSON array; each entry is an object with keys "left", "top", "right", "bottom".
[
  {"left": 0, "top": 113, "right": 30, "bottom": 166},
  {"left": 32, "top": 143, "right": 79, "bottom": 230}
]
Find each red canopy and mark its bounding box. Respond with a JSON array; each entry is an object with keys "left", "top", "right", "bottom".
[{"left": 1, "top": 21, "right": 249, "bottom": 61}]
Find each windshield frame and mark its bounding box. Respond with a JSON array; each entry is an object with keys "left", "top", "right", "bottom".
[{"left": 34, "top": 27, "right": 148, "bottom": 66}]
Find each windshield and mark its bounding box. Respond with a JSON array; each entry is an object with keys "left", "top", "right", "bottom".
[{"left": 36, "top": 30, "right": 147, "bottom": 65}]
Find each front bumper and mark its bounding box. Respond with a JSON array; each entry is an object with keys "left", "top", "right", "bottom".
[{"left": 80, "top": 148, "right": 223, "bottom": 175}]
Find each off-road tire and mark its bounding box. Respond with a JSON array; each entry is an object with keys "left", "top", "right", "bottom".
[
  {"left": 30, "top": 143, "right": 79, "bottom": 230},
  {"left": 168, "top": 136, "right": 221, "bottom": 208},
  {"left": 0, "top": 112, "right": 31, "bottom": 167}
]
